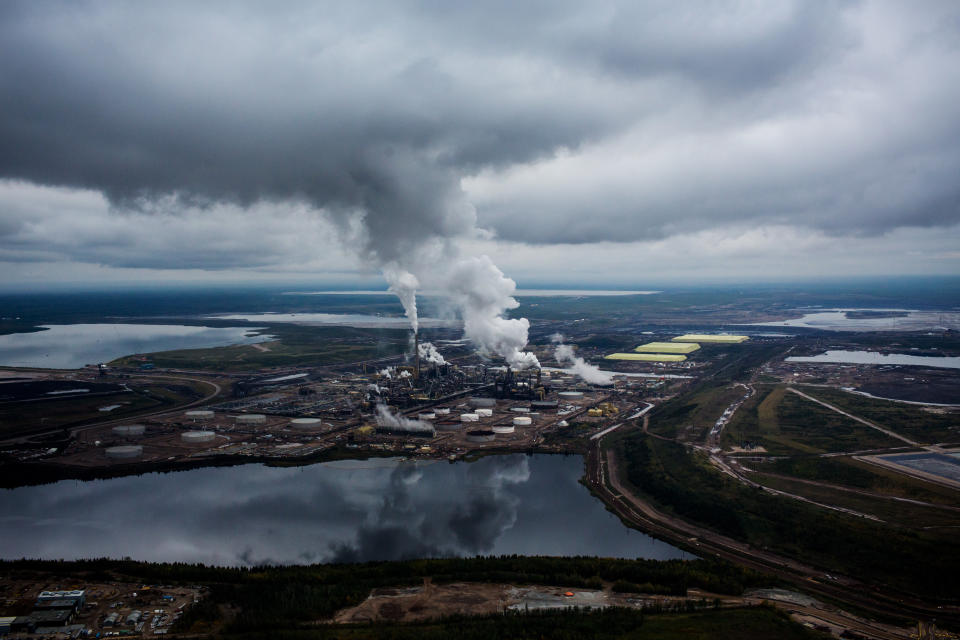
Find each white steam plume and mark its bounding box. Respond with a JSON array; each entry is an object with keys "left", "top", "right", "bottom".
[
  {"left": 417, "top": 341, "right": 447, "bottom": 365},
  {"left": 383, "top": 264, "right": 420, "bottom": 333},
  {"left": 443, "top": 255, "right": 539, "bottom": 370},
  {"left": 551, "top": 333, "right": 613, "bottom": 385},
  {"left": 378, "top": 367, "right": 394, "bottom": 379},
  {"left": 375, "top": 404, "right": 435, "bottom": 436}
]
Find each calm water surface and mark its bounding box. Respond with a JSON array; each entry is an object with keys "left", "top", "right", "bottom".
[
  {"left": 748, "top": 309, "right": 960, "bottom": 331},
  {"left": 0, "top": 454, "right": 688, "bottom": 566},
  {"left": 0, "top": 324, "right": 271, "bottom": 368},
  {"left": 787, "top": 350, "right": 960, "bottom": 369}
]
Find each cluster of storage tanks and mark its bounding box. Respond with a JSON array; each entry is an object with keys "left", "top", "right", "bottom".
[{"left": 406, "top": 396, "right": 552, "bottom": 439}]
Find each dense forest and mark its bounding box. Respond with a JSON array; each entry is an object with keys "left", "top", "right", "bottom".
[
  {"left": 0, "top": 555, "right": 773, "bottom": 636},
  {"left": 620, "top": 432, "right": 960, "bottom": 599}
]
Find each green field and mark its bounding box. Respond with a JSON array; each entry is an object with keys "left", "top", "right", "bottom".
[
  {"left": 795, "top": 387, "right": 959, "bottom": 444},
  {"left": 723, "top": 386, "right": 903, "bottom": 454},
  {"left": 647, "top": 384, "right": 747, "bottom": 441},
  {"left": 110, "top": 325, "right": 413, "bottom": 371},
  {"left": 617, "top": 432, "right": 960, "bottom": 599},
  {"left": 765, "top": 456, "right": 960, "bottom": 506}
]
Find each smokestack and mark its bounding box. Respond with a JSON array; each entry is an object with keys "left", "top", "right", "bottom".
[{"left": 414, "top": 331, "right": 421, "bottom": 379}]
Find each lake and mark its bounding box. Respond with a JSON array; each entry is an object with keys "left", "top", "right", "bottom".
[
  {"left": 0, "top": 454, "right": 688, "bottom": 566},
  {"left": 0, "top": 324, "right": 272, "bottom": 369},
  {"left": 786, "top": 350, "right": 960, "bottom": 369},
  {"left": 747, "top": 309, "right": 960, "bottom": 331}
]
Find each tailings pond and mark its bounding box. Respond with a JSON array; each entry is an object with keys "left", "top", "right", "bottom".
[
  {"left": 0, "top": 454, "right": 688, "bottom": 566},
  {"left": 0, "top": 324, "right": 272, "bottom": 369}
]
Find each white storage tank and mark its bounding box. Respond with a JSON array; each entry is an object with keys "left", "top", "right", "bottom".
[
  {"left": 290, "top": 417, "right": 322, "bottom": 430},
  {"left": 112, "top": 424, "right": 145, "bottom": 438},
  {"left": 434, "top": 407, "right": 451, "bottom": 415},
  {"left": 181, "top": 430, "right": 216, "bottom": 443},
  {"left": 466, "top": 429, "right": 495, "bottom": 443},
  {"left": 418, "top": 412, "right": 436, "bottom": 421},
  {"left": 492, "top": 424, "right": 515, "bottom": 434},
  {"left": 468, "top": 397, "right": 496, "bottom": 408},
  {"left": 510, "top": 406, "right": 531, "bottom": 413},
  {"left": 460, "top": 413, "right": 480, "bottom": 423},
  {"left": 475, "top": 408, "right": 493, "bottom": 417},
  {"left": 105, "top": 445, "right": 142, "bottom": 459},
  {"left": 558, "top": 391, "right": 584, "bottom": 399},
  {"left": 185, "top": 410, "right": 214, "bottom": 420},
  {"left": 235, "top": 414, "right": 266, "bottom": 425},
  {"left": 513, "top": 416, "right": 532, "bottom": 427}
]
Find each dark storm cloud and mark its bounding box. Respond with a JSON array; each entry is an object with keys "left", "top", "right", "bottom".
[{"left": 0, "top": 0, "right": 958, "bottom": 264}]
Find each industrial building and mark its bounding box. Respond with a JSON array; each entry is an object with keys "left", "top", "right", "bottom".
[
  {"left": 672, "top": 334, "right": 749, "bottom": 343},
  {"left": 634, "top": 342, "right": 700, "bottom": 354}
]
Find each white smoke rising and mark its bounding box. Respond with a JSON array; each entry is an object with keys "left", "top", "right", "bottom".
[
  {"left": 399, "top": 370, "right": 412, "bottom": 378},
  {"left": 551, "top": 333, "right": 613, "bottom": 385},
  {"left": 443, "top": 255, "right": 539, "bottom": 370},
  {"left": 383, "top": 264, "right": 420, "bottom": 333},
  {"left": 378, "top": 367, "right": 394, "bottom": 379},
  {"left": 375, "top": 404, "right": 435, "bottom": 436},
  {"left": 417, "top": 341, "right": 447, "bottom": 365}
]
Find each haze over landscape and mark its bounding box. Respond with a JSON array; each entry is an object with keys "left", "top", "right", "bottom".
[{"left": 2, "top": 3, "right": 960, "bottom": 639}]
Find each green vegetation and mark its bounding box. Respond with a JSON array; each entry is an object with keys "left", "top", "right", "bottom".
[
  {"left": 619, "top": 433, "right": 960, "bottom": 599},
  {"left": 724, "top": 385, "right": 902, "bottom": 454},
  {"left": 767, "top": 456, "right": 960, "bottom": 506},
  {"left": 215, "top": 607, "right": 825, "bottom": 640},
  {"left": 751, "top": 472, "right": 960, "bottom": 529},
  {"left": 646, "top": 385, "right": 742, "bottom": 441},
  {"left": 645, "top": 345, "right": 783, "bottom": 441},
  {"left": 797, "top": 387, "right": 959, "bottom": 444},
  {"left": 111, "top": 325, "right": 412, "bottom": 371},
  {"left": 0, "top": 556, "right": 781, "bottom": 638}
]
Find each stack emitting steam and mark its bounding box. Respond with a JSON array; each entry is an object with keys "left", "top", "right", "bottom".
[
  {"left": 375, "top": 404, "right": 435, "bottom": 437},
  {"left": 384, "top": 256, "right": 539, "bottom": 371},
  {"left": 445, "top": 256, "right": 539, "bottom": 370},
  {"left": 417, "top": 341, "right": 446, "bottom": 365},
  {"left": 551, "top": 334, "right": 613, "bottom": 385},
  {"left": 384, "top": 265, "right": 420, "bottom": 334}
]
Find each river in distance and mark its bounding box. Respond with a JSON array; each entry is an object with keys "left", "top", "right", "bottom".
[{"left": 0, "top": 454, "right": 689, "bottom": 566}]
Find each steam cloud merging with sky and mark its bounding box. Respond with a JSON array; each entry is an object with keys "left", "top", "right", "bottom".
[
  {"left": 1, "top": 1, "right": 959, "bottom": 295},
  {"left": 551, "top": 334, "right": 613, "bottom": 386}
]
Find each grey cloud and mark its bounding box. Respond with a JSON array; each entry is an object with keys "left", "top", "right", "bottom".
[{"left": 0, "top": 0, "right": 956, "bottom": 264}]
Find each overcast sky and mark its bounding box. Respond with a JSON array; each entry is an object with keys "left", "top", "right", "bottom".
[{"left": 1, "top": 1, "right": 958, "bottom": 289}]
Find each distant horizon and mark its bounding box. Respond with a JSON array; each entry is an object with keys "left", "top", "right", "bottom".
[{"left": 2, "top": 274, "right": 959, "bottom": 297}]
